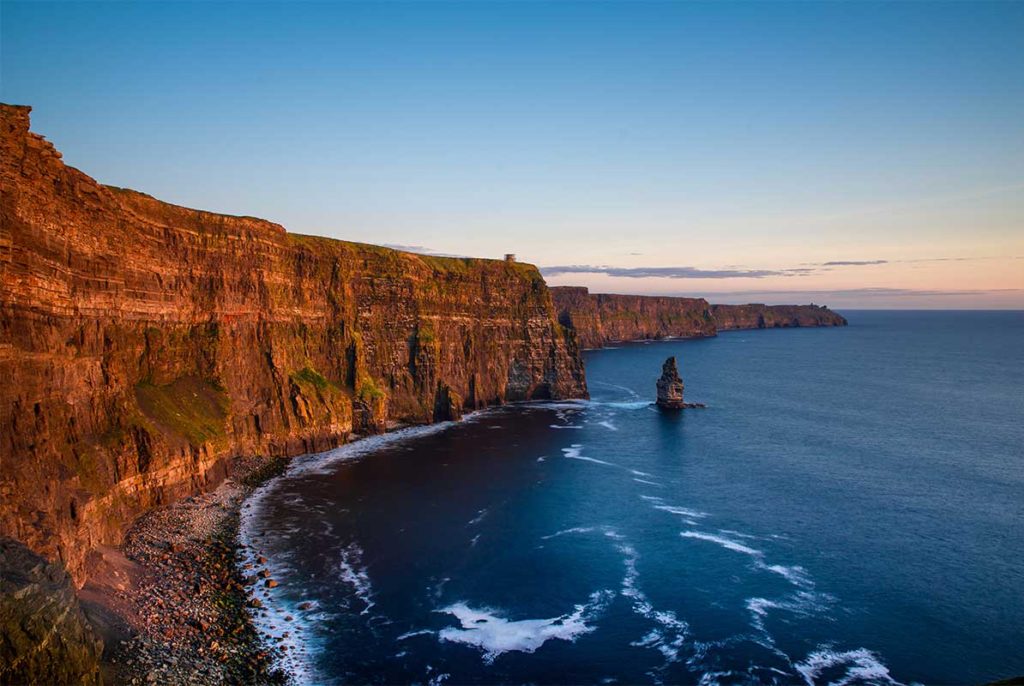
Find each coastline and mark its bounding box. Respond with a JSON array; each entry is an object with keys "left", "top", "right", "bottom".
[
  {"left": 79, "top": 407, "right": 532, "bottom": 685},
  {"left": 76, "top": 323, "right": 854, "bottom": 684},
  {"left": 236, "top": 419, "right": 474, "bottom": 683},
  {"left": 82, "top": 455, "right": 293, "bottom": 685}
]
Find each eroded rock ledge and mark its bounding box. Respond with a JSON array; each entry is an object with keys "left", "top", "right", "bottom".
[{"left": 0, "top": 103, "right": 588, "bottom": 585}]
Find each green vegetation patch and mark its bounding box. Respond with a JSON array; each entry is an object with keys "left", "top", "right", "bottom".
[
  {"left": 290, "top": 366, "right": 332, "bottom": 391},
  {"left": 135, "top": 376, "right": 230, "bottom": 446},
  {"left": 358, "top": 377, "right": 386, "bottom": 401}
]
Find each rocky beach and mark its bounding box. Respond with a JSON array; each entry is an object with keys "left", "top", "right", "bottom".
[{"left": 79, "top": 455, "right": 291, "bottom": 685}]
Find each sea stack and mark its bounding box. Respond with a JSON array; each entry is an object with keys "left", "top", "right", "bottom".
[
  {"left": 656, "top": 356, "right": 705, "bottom": 410},
  {"left": 656, "top": 357, "right": 686, "bottom": 409}
]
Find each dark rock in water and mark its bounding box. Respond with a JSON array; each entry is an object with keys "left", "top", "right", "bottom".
[
  {"left": 656, "top": 357, "right": 705, "bottom": 410},
  {"left": 656, "top": 357, "right": 686, "bottom": 409},
  {"left": 0, "top": 537, "right": 103, "bottom": 685}
]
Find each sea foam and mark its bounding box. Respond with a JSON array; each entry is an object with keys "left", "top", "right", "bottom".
[
  {"left": 437, "top": 591, "right": 613, "bottom": 664},
  {"left": 561, "top": 444, "right": 615, "bottom": 466},
  {"left": 680, "top": 530, "right": 762, "bottom": 556},
  {"left": 794, "top": 647, "right": 903, "bottom": 686}
]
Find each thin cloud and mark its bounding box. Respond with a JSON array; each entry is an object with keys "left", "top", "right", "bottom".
[
  {"left": 382, "top": 243, "right": 469, "bottom": 258},
  {"left": 540, "top": 265, "right": 809, "bottom": 279},
  {"left": 383, "top": 243, "right": 434, "bottom": 254},
  {"left": 543, "top": 255, "right": 1015, "bottom": 281},
  {"left": 688, "top": 287, "right": 1024, "bottom": 298}
]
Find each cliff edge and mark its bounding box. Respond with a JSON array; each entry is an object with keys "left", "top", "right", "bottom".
[
  {"left": 710, "top": 303, "right": 848, "bottom": 330},
  {"left": 551, "top": 287, "right": 846, "bottom": 347},
  {"left": 550, "top": 286, "right": 716, "bottom": 348},
  {"left": 0, "top": 104, "right": 587, "bottom": 583}
]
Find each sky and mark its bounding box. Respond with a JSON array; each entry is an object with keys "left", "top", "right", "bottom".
[{"left": 2, "top": 1, "right": 1022, "bottom": 308}]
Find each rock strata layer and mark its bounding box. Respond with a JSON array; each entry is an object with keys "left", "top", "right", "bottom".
[
  {"left": 0, "top": 103, "right": 587, "bottom": 585},
  {"left": 551, "top": 287, "right": 846, "bottom": 348}
]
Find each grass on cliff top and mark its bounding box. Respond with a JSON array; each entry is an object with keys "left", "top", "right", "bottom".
[
  {"left": 134, "top": 377, "right": 230, "bottom": 447},
  {"left": 287, "top": 233, "right": 544, "bottom": 278}
]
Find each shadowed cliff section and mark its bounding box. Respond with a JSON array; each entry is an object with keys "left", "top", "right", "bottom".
[
  {"left": 0, "top": 104, "right": 587, "bottom": 584},
  {"left": 0, "top": 538, "right": 103, "bottom": 685},
  {"left": 710, "top": 303, "right": 848, "bottom": 330},
  {"left": 551, "top": 287, "right": 846, "bottom": 348}
]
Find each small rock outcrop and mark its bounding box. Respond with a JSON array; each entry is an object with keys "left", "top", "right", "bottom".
[
  {"left": 0, "top": 538, "right": 103, "bottom": 685},
  {"left": 655, "top": 357, "right": 705, "bottom": 410},
  {"left": 656, "top": 357, "right": 686, "bottom": 409}
]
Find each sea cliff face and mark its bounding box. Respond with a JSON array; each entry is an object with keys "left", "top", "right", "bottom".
[
  {"left": 550, "top": 286, "right": 716, "bottom": 348},
  {"left": 710, "top": 303, "right": 848, "bottom": 330},
  {"left": 551, "top": 287, "right": 846, "bottom": 348},
  {"left": 0, "top": 104, "right": 587, "bottom": 583}
]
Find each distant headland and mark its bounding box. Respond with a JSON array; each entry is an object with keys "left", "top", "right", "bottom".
[{"left": 550, "top": 286, "right": 847, "bottom": 349}]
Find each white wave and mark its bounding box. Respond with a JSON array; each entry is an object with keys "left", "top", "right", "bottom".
[
  {"left": 745, "top": 590, "right": 831, "bottom": 633},
  {"left": 519, "top": 400, "right": 589, "bottom": 410},
  {"left": 588, "top": 381, "right": 640, "bottom": 399},
  {"left": 396, "top": 628, "right": 434, "bottom": 641},
  {"left": 429, "top": 576, "right": 451, "bottom": 600},
  {"left": 550, "top": 424, "right": 584, "bottom": 429},
  {"left": 470, "top": 534, "right": 481, "bottom": 547},
  {"left": 762, "top": 563, "right": 812, "bottom": 587},
  {"left": 697, "top": 671, "right": 738, "bottom": 686},
  {"left": 633, "top": 478, "right": 662, "bottom": 487},
  {"left": 562, "top": 444, "right": 615, "bottom": 466},
  {"left": 467, "top": 508, "right": 488, "bottom": 526},
  {"left": 538, "top": 525, "right": 691, "bottom": 669},
  {"left": 536, "top": 456, "right": 546, "bottom": 462},
  {"left": 680, "top": 530, "right": 762, "bottom": 556},
  {"left": 281, "top": 419, "right": 467, "bottom": 479},
  {"left": 654, "top": 505, "right": 708, "bottom": 519},
  {"left": 794, "top": 646, "right": 903, "bottom": 686},
  {"left": 598, "top": 401, "right": 651, "bottom": 411},
  {"left": 629, "top": 468, "right": 654, "bottom": 477},
  {"left": 601, "top": 529, "right": 690, "bottom": 669},
  {"left": 541, "top": 526, "right": 597, "bottom": 540},
  {"left": 598, "top": 420, "right": 619, "bottom": 431},
  {"left": 339, "top": 542, "right": 374, "bottom": 615},
  {"left": 437, "top": 591, "right": 613, "bottom": 664},
  {"left": 640, "top": 495, "right": 664, "bottom": 503}
]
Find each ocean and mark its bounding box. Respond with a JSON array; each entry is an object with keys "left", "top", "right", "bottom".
[{"left": 239, "top": 311, "right": 1024, "bottom": 685}]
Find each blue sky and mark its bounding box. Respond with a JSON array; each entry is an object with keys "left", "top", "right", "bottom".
[{"left": 3, "top": 1, "right": 1022, "bottom": 307}]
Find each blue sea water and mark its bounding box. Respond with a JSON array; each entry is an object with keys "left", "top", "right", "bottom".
[{"left": 240, "top": 311, "right": 1024, "bottom": 685}]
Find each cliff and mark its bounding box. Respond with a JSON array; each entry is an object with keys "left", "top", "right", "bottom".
[
  {"left": 710, "top": 303, "right": 848, "bottom": 330},
  {"left": 551, "top": 287, "right": 846, "bottom": 347},
  {"left": 550, "top": 286, "right": 716, "bottom": 348},
  {"left": 0, "top": 104, "right": 587, "bottom": 584}
]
